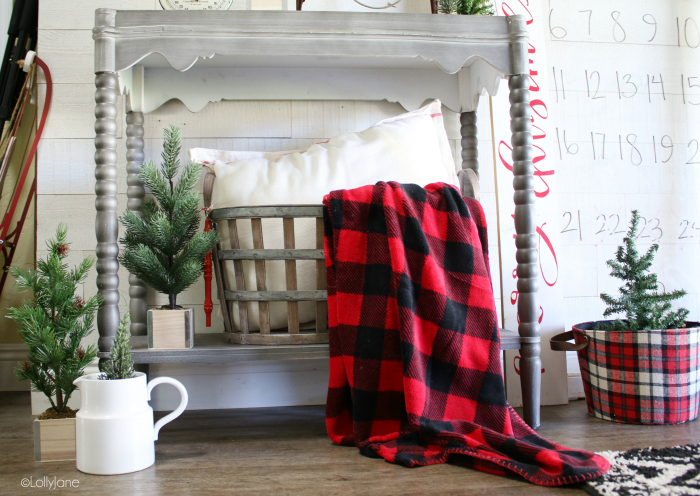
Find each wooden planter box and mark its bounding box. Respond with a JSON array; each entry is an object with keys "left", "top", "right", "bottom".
[
  {"left": 148, "top": 307, "right": 195, "bottom": 349},
  {"left": 34, "top": 418, "right": 76, "bottom": 462}
]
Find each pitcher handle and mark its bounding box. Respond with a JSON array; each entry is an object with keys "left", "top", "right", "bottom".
[{"left": 147, "top": 377, "right": 189, "bottom": 441}]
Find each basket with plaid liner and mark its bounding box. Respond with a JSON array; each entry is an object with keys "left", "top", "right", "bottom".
[{"left": 551, "top": 321, "right": 700, "bottom": 425}]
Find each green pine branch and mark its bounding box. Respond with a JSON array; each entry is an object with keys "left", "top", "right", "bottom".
[
  {"left": 438, "top": 0, "right": 494, "bottom": 15},
  {"left": 595, "top": 210, "right": 688, "bottom": 331},
  {"left": 118, "top": 125, "right": 220, "bottom": 309},
  {"left": 8, "top": 224, "right": 100, "bottom": 414}
]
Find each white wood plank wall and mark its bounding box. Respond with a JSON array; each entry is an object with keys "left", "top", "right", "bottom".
[{"left": 35, "top": 0, "right": 502, "bottom": 408}]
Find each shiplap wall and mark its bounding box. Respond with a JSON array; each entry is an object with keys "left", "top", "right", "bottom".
[{"left": 36, "top": 0, "right": 502, "bottom": 409}]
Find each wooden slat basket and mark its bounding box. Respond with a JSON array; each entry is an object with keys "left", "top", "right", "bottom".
[{"left": 206, "top": 174, "right": 328, "bottom": 345}]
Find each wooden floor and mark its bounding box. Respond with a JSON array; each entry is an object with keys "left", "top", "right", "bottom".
[{"left": 2, "top": 392, "right": 699, "bottom": 495}]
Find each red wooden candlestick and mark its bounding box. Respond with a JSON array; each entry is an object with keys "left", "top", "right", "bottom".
[{"left": 203, "top": 219, "right": 213, "bottom": 327}]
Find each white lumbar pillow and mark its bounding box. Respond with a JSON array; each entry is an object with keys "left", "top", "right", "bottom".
[{"left": 190, "top": 99, "right": 457, "bottom": 331}]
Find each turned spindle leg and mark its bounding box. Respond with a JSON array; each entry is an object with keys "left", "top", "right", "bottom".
[
  {"left": 460, "top": 111, "right": 479, "bottom": 198},
  {"left": 126, "top": 111, "right": 147, "bottom": 337},
  {"left": 510, "top": 72, "right": 541, "bottom": 430},
  {"left": 95, "top": 72, "right": 120, "bottom": 354}
]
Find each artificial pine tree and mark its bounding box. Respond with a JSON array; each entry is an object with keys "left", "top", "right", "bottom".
[
  {"left": 119, "top": 125, "right": 219, "bottom": 310},
  {"left": 438, "top": 0, "right": 494, "bottom": 15},
  {"left": 437, "top": 0, "right": 461, "bottom": 14},
  {"left": 100, "top": 313, "right": 134, "bottom": 380},
  {"left": 8, "top": 225, "right": 99, "bottom": 417},
  {"left": 597, "top": 210, "right": 689, "bottom": 331}
]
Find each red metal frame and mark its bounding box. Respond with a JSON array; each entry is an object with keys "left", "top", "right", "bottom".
[
  {"left": 0, "top": 178, "right": 35, "bottom": 292},
  {"left": 0, "top": 55, "right": 51, "bottom": 296}
]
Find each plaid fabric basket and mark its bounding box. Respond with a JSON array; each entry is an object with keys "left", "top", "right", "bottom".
[{"left": 551, "top": 321, "right": 700, "bottom": 425}]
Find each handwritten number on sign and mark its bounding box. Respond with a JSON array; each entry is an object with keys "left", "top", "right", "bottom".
[
  {"left": 561, "top": 211, "right": 582, "bottom": 241},
  {"left": 615, "top": 73, "right": 637, "bottom": 99},
  {"left": 543, "top": 11, "right": 697, "bottom": 46},
  {"left": 555, "top": 128, "right": 579, "bottom": 159},
  {"left": 586, "top": 71, "right": 605, "bottom": 99},
  {"left": 549, "top": 9, "right": 567, "bottom": 39},
  {"left": 596, "top": 215, "right": 606, "bottom": 235},
  {"left": 637, "top": 217, "right": 650, "bottom": 239},
  {"left": 556, "top": 128, "right": 700, "bottom": 166},
  {"left": 564, "top": 129, "right": 578, "bottom": 155},
  {"left": 627, "top": 134, "right": 642, "bottom": 165},
  {"left": 611, "top": 11, "right": 626, "bottom": 42},
  {"left": 579, "top": 10, "right": 592, "bottom": 35},
  {"left": 642, "top": 14, "right": 657, "bottom": 42},
  {"left": 591, "top": 133, "right": 606, "bottom": 159},
  {"left": 688, "top": 140, "right": 700, "bottom": 164},
  {"left": 687, "top": 77, "right": 700, "bottom": 105},
  {"left": 661, "top": 135, "right": 673, "bottom": 163},
  {"left": 678, "top": 220, "right": 700, "bottom": 240},
  {"left": 623, "top": 74, "right": 637, "bottom": 97},
  {"left": 678, "top": 17, "right": 700, "bottom": 47},
  {"left": 596, "top": 214, "right": 624, "bottom": 236},
  {"left": 653, "top": 135, "right": 673, "bottom": 164},
  {"left": 685, "top": 18, "right": 700, "bottom": 48},
  {"left": 552, "top": 67, "right": 566, "bottom": 102},
  {"left": 636, "top": 217, "right": 663, "bottom": 241},
  {"left": 612, "top": 214, "right": 625, "bottom": 235},
  {"left": 562, "top": 212, "right": 575, "bottom": 233},
  {"left": 648, "top": 75, "right": 666, "bottom": 102}
]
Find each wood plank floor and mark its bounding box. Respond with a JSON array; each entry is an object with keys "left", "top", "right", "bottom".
[{"left": 2, "top": 391, "right": 699, "bottom": 495}]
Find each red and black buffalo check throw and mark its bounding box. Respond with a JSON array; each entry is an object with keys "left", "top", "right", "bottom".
[{"left": 323, "top": 181, "right": 610, "bottom": 486}]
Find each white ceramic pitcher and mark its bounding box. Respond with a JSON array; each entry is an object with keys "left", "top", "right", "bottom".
[{"left": 74, "top": 372, "right": 188, "bottom": 475}]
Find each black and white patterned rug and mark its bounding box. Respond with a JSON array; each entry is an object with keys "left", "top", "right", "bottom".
[{"left": 584, "top": 444, "right": 700, "bottom": 496}]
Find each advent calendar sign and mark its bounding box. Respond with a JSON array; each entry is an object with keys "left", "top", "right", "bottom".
[
  {"left": 545, "top": 0, "right": 700, "bottom": 342},
  {"left": 492, "top": 0, "right": 700, "bottom": 407}
]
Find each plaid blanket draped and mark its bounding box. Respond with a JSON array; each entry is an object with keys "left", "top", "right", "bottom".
[{"left": 323, "top": 181, "right": 610, "bottom": 486}]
